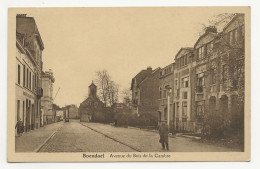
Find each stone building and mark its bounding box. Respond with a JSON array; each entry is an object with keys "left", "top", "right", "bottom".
[
  {"left": 131, "top": 67, "right": 161, "bottom": 117},
  {"left": 173, "top": 48, "right": 196, "bottom": 132},
  {"left": 41, "top": 69, "right": 55, "bottom": 125},
  {"left": 158, "top": 63, "right": 175, "bottom": 130},
  {"left": 79, "top": 82, "right": 105, "bottom": 122},
  {"left": 191, "top": 14, "right": 245, "bottom": 133},
  {"left": 15, "top": 14, "right": 44, "bottom": 132}
]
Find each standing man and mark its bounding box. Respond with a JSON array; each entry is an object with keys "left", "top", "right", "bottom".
[
  {"left": 159, "top": 120, "right": 169, "bottom": 150},
  {"left": 15, "top": 118, "right": 24, "bottom": 136}
]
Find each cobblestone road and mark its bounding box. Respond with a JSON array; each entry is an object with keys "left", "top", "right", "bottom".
[
  {"left": 39, "top": 120, "right": 134, "bottom": 152},
  {"left": 16, "top": 120, "right": 242, "bottom": 152}
]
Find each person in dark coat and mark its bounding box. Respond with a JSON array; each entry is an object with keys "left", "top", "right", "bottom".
[
  {"left": 15, "top": 118, "right": 24, "bottom": 136},
  {"left": 159, "top": 120, "right": 169, "bottom": 150}
]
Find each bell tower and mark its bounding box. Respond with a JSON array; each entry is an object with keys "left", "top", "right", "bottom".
[{"left": 88, "top": 81, "right": 97, "bottom": 98}]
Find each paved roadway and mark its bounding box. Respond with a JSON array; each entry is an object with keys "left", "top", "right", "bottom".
[{"left": 15, "top": 120, "right": 242, "bottom": 152}]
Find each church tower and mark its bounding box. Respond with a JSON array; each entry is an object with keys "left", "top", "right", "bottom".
[{"left": 88, "top": 81, "right": 97, "bottom": 98}]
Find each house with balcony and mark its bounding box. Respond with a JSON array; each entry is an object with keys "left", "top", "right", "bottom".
[
  {"left": 173, "top": 47, "right": 195, "bottom": 132},
  {"left": 192, "top": 14, "right": 245, "bottom": 133}
]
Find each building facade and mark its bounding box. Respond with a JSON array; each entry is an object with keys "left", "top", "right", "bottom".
[
  {"left": 158, "top": 63, "right": 175, "bottom": 131},
  {"left": 79, "top": 82, "right": 105, "bottom": 122},
  {"left": 16, "top": 14, "right": 44, "bottom": 132},
  {"left": 41, "top": 69, "right": 55, "bottom": 125},
  {"left": 154, "top": 13, "right": 245, "bottom": 133},
  {"left": 173, "top": 48, "right": 196, "bottom": 132},
  {"left": 131, "top": 67, "right": 161, "bottom": 117}
]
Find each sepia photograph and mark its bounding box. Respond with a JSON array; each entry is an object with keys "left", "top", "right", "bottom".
[{"left": 7, "top": 7, "right": 250, "bottom": 162}]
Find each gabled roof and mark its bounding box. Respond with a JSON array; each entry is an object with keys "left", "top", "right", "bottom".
[
  {"left": 223, "top": 13, "right": 244, "bottom": 31},
  {"left": 174, "top": 47, "right": 194, "bottom": 60},
  {"left": 131, "top": 69, "right": 151, "bottom": 90},
  {"left": 194, "top": 32, "right": 218, "bottom": 48}
]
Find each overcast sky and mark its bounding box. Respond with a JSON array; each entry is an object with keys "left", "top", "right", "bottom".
[{"left": 21, "top": 8, "right": 234, "bottom": 107}]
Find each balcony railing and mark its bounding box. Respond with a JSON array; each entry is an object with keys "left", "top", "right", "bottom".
[{"left": 196, "top": 86, "right": 203, "bottom": 93}]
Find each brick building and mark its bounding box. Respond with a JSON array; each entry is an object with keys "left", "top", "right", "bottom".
[
  {"left": 131, "top": 67, "right": 161, "bottom": 117},
  {"left": 15, "top": 14, "right": 44, "bottom": 132}
]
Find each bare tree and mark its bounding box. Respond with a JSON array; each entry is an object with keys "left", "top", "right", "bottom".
[
  {"left": 121, "top": 88, "right": 132, "bottom": 108},
  {"left": 95, "top": 69, "right": 119, "bottom": 107}
]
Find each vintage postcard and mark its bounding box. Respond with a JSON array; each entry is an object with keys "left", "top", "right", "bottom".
[{"left": 8, "top": 7, "right": 250, "bottom": 162}]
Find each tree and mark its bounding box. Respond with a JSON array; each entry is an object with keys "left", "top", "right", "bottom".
[
  {"left": 95, "top": 69, "right": 119, "bottom": 107},
  {"left": 121, "top": 88, "right": 132, "bottom": 108}
]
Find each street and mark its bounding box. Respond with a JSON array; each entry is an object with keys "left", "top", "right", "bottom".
[{"left": 15, "top": 120, "right": 242, "bottom": 152}]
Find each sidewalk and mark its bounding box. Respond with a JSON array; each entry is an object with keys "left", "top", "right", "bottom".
[
  {"left": 81, "top": 122, "right": 242, "bottom": 152},
  {"left": 15, "top": 122, "right": 64, "bottom": 152}
]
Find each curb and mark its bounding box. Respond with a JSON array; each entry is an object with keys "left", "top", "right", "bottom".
[
  {"left": 177, "top": 134, "right": 201, "bottom": 140},
  {"left": 80, "top": 123, "right": 141, "bottom": 152},
  {"left": 34, "top": 125, "right": 63, "bottom": 152}
]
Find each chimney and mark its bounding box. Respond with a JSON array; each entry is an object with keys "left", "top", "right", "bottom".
[
  {"left": 16, "top": 14, "right": 27, "bottom": 17},
  {"left": 205, "top": 26, "right": 217, "bottom": 34},
  {"left": 147, "top": 66, "right": 152, "bottom": 72}
]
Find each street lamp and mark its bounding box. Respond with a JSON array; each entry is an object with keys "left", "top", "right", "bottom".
[{"left": 165, "top": 86, "right": 172, "bottom": 127}]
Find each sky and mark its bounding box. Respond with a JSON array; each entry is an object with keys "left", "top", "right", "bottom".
[{"left": 21, "top": 7, "right": 236, "bottom": 107}]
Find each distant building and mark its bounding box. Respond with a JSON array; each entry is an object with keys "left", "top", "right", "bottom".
[
  {"left": 131, "top": 67, "right": 161, "bottom": 117},
  {"left": 41, "top": 69, "right": 55, "bottom": 125},
  {"left": 68, "top": 104, "right": 79, "bottom": 119},
  {"left": 158, "top": 63, "right": 175, "bottom": 130},
  {"left": 79, "top": 82, "right": 105, "bottom": 122},
  {"left": 15, "top": 14, "right": 44, "bottom": 132}
]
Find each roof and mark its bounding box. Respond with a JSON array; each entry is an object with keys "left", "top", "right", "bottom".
[
  {"left": 223, "top": 13, "right": 244, "bottom": 31},
  {"left": 16, "top": 16, "right": 44, "bottom": 50},
  {"left": 174, "top": 47, "right": 194, "bottom": 60},
  {"left": 131, "top": 69, "right": 151, "bottom": 90},
  {"left": 194, "top": 32, "right": 218, "bottom": 48}
]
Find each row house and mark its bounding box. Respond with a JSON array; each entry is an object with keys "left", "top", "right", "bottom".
[
  {"left": 16, "top": 14, "right": 44, "bottom": 131},
  {"left": 131, "top": 67, "right": 161, "bottom": 118},
  {"left": 158, "top": 63, "right": 175, "bottom": 131},
  {"left": 174, "top": 48, "right": 196, "bottom": 132},
  {"left": 155, "top": 13, "right": 245, "bottom": 133},
  {"left": 192, "top": 14, "right": 245, "bottom": 133}
]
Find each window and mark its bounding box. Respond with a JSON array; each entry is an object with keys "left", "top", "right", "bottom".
[
  {"left": 182, "top": 92, "right": 188, "bottom": 99},
  {"left": 182, "top": 77, "right": 189, "bottom": 88},
  {"left": 163, "top": 88, "right": 167, "bottom": 98},
  {"left": 176, "top": 102, "right": 179, "bottom": 117},
  {"left": 159, "top": 87, "right": 162, "bottom": 99},
  {"left": 26, "top": 68, "right": 28, "bottom": 88},
  {"left": 196, "top": 101, "right": 205, "bottom": 120},
  {"left": 23, "top": 65, "right": 25, "bottom": 87},
  {"left": 222, "top": 64, "right": 228, "bottom": 82},
  {"left": 198, "top": 46, "right": 205, "bottom": 59},
  {"left": 18, "top": 64, "right": 20, "bottom": 85},
  {"left": 175, "top": 80, "right": 178, "bottom": 89},
  {"left": 196, "top": 73, "right": 204, "bottom": 93},
  {"left": 182, "top": 101, "right": 187, "bottom": 117},
  {"left": 17, "top": 100, "right": 20, "bottom": 121},
  {"left": 211, "top": 68, "right": 216, "bottom": 84},
  {"left": 29, "top": 71, "right": 31, "bottom": 90}
]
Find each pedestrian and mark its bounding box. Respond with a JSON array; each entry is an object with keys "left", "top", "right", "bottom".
[
  {"left": 159, "top": 120, "right": 169, "bottom": 150},
  {"left": 15, "top": 118, "right": 24, "bottom": 136}
]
